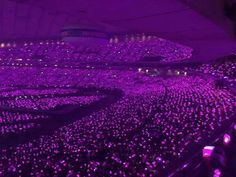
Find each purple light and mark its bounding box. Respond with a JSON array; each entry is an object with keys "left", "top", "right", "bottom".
[
  {"left": 213, "top": 169, "right": 221, "bottom": 177},
  {"left": 223, "top": 133, "right": 231, "bottom": 145},
  {"left": 0, "top": 34, "right": 234, "bottom": 177},
  {"left": 202, "top": 146, "right": 215, "bottom": 158}
]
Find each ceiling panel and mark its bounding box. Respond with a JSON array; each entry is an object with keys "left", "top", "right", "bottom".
[{"left": 0, "top": 0, "right": 236, "bottom": 61}]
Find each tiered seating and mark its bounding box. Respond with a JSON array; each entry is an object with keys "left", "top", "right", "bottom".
[
  {"left": 194, "top": 56, "right": 236, "bottom": 85},
  {"left": 0, "top": 111, "right": 46, "bottom": 136},
  {"left": 0, "top": 88, "right": 78, "bottom": 97},
  {"left": 0, "top": 37, "right": 192, "bottom": 65},
  {"left": 0, "top": 67, "right": 234, "bottom": 176},
  {"left": 0, "top": 95, "right": 103, "bottom": 110}
]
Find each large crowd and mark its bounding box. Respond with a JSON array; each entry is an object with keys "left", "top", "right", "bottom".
[
  {"left": 0, "top": 95, "right": 103, "bottom": 111},
  {"left": 0, "top": 37, "right": 192, "bottom": 65},
  {"left": 0, "top": 64, "right": 235, "bottom": 176},
  {"left": 190, "top": 55, "right": 236, "bottom": 85},
  {"left": 0, "top": 36, "right": 235, "bottom": 176}
]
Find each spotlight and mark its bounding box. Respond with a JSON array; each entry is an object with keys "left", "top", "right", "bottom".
[
  {"left": 114, "top": 37, "right": 118, "bottom": 43},
  {"left": 202, "top": 146, "right": 215, "bottom": 158},
  {"left": 142, "top": 34, "right": 146, "bottom": 41},
  {"left": 213, "top": 169, "right": 221, "bottom": 177},
  {"left": 109, "top": 38, "right": 113, "bottom": 44},
  {"left": 223, "top": 133, "right": 231, "bottom": 145},
  {"left": 0, "top": 43, "right": 5, "bottom": 48}
]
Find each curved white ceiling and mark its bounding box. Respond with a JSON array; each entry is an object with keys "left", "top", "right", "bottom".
[{"left": 0, "top": 0, "right": 236, "bottom": 61}]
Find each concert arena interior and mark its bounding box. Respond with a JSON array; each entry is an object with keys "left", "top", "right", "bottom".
[{"left": 0, "top": 0, "right": 236, "bottom": 177}]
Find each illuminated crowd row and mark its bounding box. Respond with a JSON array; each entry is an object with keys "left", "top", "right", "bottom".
[
  {"left": 0, "top": 38, "right": 192, "bottom": 65},
  {"left": 188, "top": 56, "right": 236, "bottom": 85},
  {"left": 0, "top": 67, "right": 235, "bottom": 176}
]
